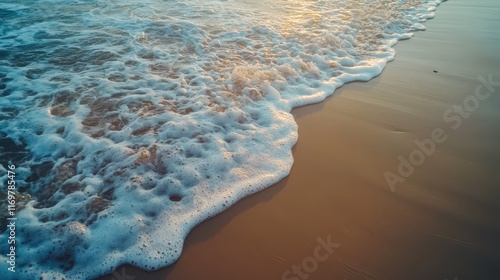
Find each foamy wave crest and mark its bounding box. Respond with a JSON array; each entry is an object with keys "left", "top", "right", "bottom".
[{"left": 0, "top": 0, "right": 442, "bottom": 278}]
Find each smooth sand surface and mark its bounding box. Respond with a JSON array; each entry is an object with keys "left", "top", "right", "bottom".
[{"left": 100, "top": 0, "right": 500, "bottom": 279}]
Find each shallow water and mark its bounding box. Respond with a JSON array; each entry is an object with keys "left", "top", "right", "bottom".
[{"left": 0, "top": 0, "right": 442, "bottom": 278}]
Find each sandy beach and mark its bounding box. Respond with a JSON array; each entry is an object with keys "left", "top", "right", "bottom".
[{"left": 100, "top": 0, "right": 500, "bottom": 279}]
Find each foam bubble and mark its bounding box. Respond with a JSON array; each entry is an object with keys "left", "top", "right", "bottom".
[{"left": 0, "top": 0, "right": 443, "bottom": 278}]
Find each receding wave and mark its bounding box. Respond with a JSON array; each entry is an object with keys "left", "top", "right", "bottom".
[{"left": 0, "top": 0, "right": 442, "bottom": 278}]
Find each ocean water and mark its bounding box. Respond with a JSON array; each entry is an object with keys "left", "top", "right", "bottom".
[{"left": 0, "top": 0, "right": 442, "bottom": 278}]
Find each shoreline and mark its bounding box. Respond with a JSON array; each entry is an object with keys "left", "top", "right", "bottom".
[{"left": 100, "top": 0, "right": 500, "bottom": 279}]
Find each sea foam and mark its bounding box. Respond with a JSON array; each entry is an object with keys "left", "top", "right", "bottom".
[{"left": 0, "top": 0, "right": 443, "bottom": 278}]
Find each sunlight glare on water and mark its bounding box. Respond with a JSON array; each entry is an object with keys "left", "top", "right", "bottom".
[{"left": 0, "top": 0, "right": 442, "bottom": 279}]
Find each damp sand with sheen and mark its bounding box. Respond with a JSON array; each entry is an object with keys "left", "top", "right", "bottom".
[{"left": 0, "top": 0, "right": 443, "bottom": 279}]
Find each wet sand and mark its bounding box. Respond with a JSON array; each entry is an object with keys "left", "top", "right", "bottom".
[{"left": 100, "top": 0, "right": 500, "bottom": 279}]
